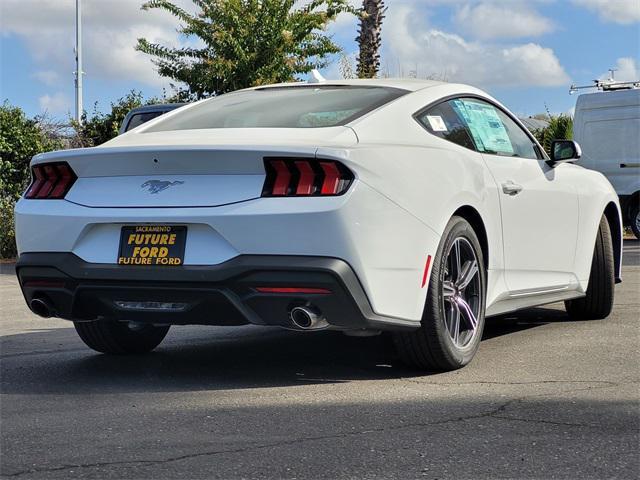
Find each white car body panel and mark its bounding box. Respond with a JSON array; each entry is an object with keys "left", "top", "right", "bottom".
[
  {"left": 15, "top": 79, "right": 622, "bottom": 327},
  {"left": 481, "top": 155, "right": 580, "bottom": 293}
]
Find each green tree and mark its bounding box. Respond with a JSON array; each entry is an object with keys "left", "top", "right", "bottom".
[
  {"left": 73, "top": 91, "right": 142, "bottom": 147},
  {"left": 532, "top": 114, "right": 573, "bottom": 157},
  {"left": 0, "top": 102, "right": 64, "bottom": 199},
  {"left": 356, "top": 0, "right": 385, "bottom": 78},
  {"left": 72, "top": 90, "right": 164, "bottom": 147},
  {"left": 0, "top": 102, "right": 64, "bottom": 258},
  {"left": 136, "top": 0, "right": 356, "bottom": 98}
]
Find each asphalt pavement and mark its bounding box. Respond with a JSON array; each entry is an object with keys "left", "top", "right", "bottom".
[{"left": 1, "top": 241, "right": 639, "bottom": 479}]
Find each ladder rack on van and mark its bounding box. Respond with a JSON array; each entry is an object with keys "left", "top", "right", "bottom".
[{"left": 570, "top": 79, "right": 640, "bottom": 94}]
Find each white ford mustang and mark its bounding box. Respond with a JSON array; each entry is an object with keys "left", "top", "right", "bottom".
[{"left": 14, "top": 79, "right": 622, "bottom": 370}]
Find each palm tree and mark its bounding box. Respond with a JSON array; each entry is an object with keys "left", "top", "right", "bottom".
[
  {"left": 356, "top": 0, "right": 386, "bottom": 78},
  {"left": 533, "top": 115, "right": 574, "bottom": 156}
]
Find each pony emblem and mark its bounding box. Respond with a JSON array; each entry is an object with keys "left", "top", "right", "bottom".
[{"left": 141, "top": 180, "right": 184, "bottom": 194}]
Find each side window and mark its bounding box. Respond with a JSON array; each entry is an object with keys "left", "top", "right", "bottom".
[
  {"left": 416, "top": 101, "right": 476, "bottom": 150},
  {"left": 450, "top": 98, "right": 541, "bottom": 159}
]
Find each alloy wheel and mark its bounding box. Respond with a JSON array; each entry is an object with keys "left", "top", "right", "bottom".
[{"left": 442, "top": 237, "right": 482, "bottom": 348}]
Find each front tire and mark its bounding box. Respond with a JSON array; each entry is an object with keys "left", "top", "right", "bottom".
[
  {"left": 394, "top": 216, "right": 486, "bottom": 371},
  {"left": 74, "top": 320, "right": 170, "bottom": 354},
  {"left": 565, "top": 215, "right": 615, "bottom": 320}
]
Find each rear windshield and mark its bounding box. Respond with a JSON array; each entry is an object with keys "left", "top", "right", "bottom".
[{"left": 143, "top": 85, "right": 408, "bottom": 131}]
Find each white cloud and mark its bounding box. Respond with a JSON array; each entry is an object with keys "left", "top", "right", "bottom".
[
  {"left": 572, "top": 0, "right": 640, "bottom": 24},
  {"left": 38, "top": 92, "right": 71, "bottom": 114},
  {"left": 454, "top": 3, "right": 556, "bottom": 39},
  {"left": 31, "top": 70, "right": 61, "bottom": 86},
  {"left": 326, "top": 0, "right": 360, "bottom": 34},
  {"left": 600, "top": 57, "right": 639, "bottom": 82},
  {"left": 382, "top": 6, "right": 569, "bottom": 87},
  {"left": 0, "top": 0, "right": 197, "bottom": 91}
]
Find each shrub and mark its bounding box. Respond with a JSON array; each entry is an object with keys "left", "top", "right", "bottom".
[
  {"left": 532, "top": 114, "right": 573, "bottom": 157},
  {"left": 0, "top": 101, "right": 64, "bottom": 258},
  {"left": 0, "top": 196, "right": 17, "bottom": 259}
]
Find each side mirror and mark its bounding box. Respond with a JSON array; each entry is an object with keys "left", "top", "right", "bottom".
[{"left": 549, "top": 140, "right": 581, "bottom": 166}]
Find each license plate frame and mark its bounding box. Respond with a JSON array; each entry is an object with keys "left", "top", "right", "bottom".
[{"left": 117, "top": 225, "right": 187, "bottom": 266}]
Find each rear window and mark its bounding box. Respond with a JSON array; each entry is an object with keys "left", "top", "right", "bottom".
[{"left": 143, "top": 85, "right": 408, "bottom": 132}]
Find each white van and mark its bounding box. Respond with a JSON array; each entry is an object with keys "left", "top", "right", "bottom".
[{"left": 573, "top": 87, "right": 640, "bottom": 238}]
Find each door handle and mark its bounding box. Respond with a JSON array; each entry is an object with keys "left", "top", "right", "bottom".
[{"left": 501, "top": 181, "right": 523, "bottom": 196}]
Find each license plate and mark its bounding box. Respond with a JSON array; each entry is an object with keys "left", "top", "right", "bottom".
[{"left": 118, "top": 225, "right": 186, "bottom": 266}]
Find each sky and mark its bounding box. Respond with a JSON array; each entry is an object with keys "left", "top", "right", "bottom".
[{"left": 1, "top": 0, "right": 639, "bottom": 120}]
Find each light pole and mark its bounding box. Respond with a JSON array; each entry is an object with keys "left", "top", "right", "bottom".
[{"left": 74, "top": 0, "right": 83, "bottom": 124}]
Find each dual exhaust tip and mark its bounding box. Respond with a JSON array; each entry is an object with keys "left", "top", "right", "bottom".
[
  {"left": 289, "top": 306, "right": 328, "bottom": 330},
  {"left": 30, "top": 297, "right": 53, "bottom": 318}
]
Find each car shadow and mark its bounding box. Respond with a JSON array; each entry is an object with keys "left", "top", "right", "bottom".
[{"left": 1, "top": 304, "right": 575, "bottom": 396}]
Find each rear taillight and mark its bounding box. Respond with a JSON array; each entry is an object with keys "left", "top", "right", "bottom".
[
  {"left": 262, "top": 158, "right": 353, "bottom": 197},
  {"left": 24, "top": 162, "right": 77, "bottom": 199}
]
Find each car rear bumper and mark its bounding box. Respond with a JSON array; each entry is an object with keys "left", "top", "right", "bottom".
[{"left": 16, "top": 253, "right": 418, "bottom": 332}]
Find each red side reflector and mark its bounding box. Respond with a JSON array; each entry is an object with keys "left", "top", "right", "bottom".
[
  {"left": 295, "top": 160, "right": 315, "bottom": 195},
  {"left": 421, "top": 255, "right": 432, "bottom": 288},
  {"left": 255, "top": 287, "right": 332, "bottom": 294},
  {"left": 320, "top": 161, "right": 341, "bottom": 195}
]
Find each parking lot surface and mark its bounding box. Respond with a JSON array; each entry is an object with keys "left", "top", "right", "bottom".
[{"left": 1, "top": 241, "right": 639, "bottom": 479}]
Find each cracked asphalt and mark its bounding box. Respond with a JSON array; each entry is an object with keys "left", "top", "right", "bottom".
[{"left": 1, "top": 241, "right": 639, "bottom": 479}]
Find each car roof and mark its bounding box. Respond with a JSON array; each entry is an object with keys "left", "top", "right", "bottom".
[{"left": 252, "top": 78, "right": 448, "bottom": 92}]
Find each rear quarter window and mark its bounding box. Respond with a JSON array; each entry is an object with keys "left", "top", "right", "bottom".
[{"left": 415, "top": 102, "right": 476, "bottom": 150}]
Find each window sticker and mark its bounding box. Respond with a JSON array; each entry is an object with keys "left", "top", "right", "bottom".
[
  {"left": 426, "top": 115, "right": 448, "bottom": 132},
  {"left": 451, "top": 99, "right": 514, "bottom": 154}
]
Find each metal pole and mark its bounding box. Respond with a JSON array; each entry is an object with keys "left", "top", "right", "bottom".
[{"left": 75, "top": 0, "right": 83, "bottom": 124}]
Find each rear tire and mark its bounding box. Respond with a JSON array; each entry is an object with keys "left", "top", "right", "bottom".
[
  {"left": 630, "top": 202, "right": 640, "bottom": 240},
  {"left": 74, "top": 320, "right": 170, "bottom": 354},
  {"left": 393, "top": 216, "right": 486, "bottom": 371},
  {"left": 565, "top": 215, "right": 615, "bottom": 320}
]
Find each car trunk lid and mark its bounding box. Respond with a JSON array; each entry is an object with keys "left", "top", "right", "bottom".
[{"left": 33, "top": 127, "right": 357, "bottom": 208}]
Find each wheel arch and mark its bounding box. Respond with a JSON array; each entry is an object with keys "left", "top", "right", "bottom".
[
  {"left": 452, "top": 205, "right": 489, "bottom": 269},
  {"left": 603, "top": 201, "right": 623, "bottom": 283}
]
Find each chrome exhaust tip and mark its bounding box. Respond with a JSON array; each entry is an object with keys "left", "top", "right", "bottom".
[
  {"left": 30, "top": 298, "right": 52, "bottom": 318},
  {"left": 289, "top": 306, "right": 328, "bottom": 330}
]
